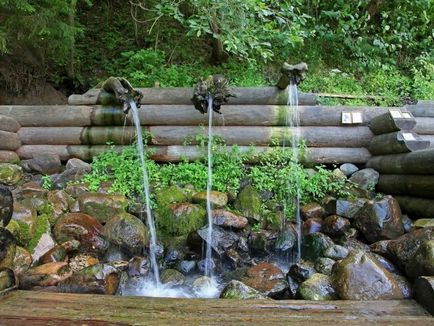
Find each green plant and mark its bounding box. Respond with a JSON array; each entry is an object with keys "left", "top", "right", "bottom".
[{"left": 41, "top": 175, "right": 53, "bottom": 190}]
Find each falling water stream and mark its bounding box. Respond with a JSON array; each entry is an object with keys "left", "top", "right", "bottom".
[{"left": 129, "top": 101, "right": 160, "bottom": 285}]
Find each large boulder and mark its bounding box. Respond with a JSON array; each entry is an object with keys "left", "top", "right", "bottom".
[
  {"left": 301, "top": 202, "right": 325, "bottom": 220},
  {"left": 12, "top": 246, "right": 32, "bottom": 276},
  {"left": 77, "top": 192, "right": 128, "bottom": 223},
  {"left": 288, "top": 261, "right": 316, "bottom": 283},
  {"left": 333, "top": 251, "right": 403, "bottom": 300},
  {"left": 349, "top": 168, "right": 379, "bottom": 190},
  {"left": 157, "top": 203, "right": 205, "bottom": 236},
  {"left": 47, "top": 190, "right": 72, "bottom": 220},
  {"left": 197, "top": 225, "right": 239, "bottom": 256},
  {"left": 354, "top": 196, "right": 404, "bottom": 243},
  {"left": 212, "top": 209, "right": 248, "bottom": 229},
  {"left": 299, "top": 273, "right": 338, "bottom": 300},
  {"left": 220, "top": 280, "right": 267, "bottom": 299},
  {"left": 234, "top": 185, "right": 262, "bottom": 222},
  {"left": 405, "top": 240, "right": 434, "bottom": 279},
  {"left": 54, "top": 213, "right": 108, "bottom": 255},
  {"left": 0, "top": 185, "right": 13, "bottom": 227},
  {"left": 104, "top": 213, "right": 148, "bottom": 255},
  {"left": 302, "top": 232, "right": 334, "bottom": 261},
  {"left": 242, "top": 262, "right": 288, "bottom": 299},
  {"left": 0, "top": 163, "right": 22, "bottom": 185},
  {"left": 322, "top": 215, "right": 350, "bottom": 238},
  {"left": 155, "top": 185, "right": 188, "bottom": 206},
  {"left": 339, "top": 163, "right": 359, "bottom": 177}
]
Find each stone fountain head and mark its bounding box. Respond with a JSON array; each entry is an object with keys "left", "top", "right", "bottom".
[
  {"left": 101, "top": 76, "right": 144, "bottom": 114},
  {"left": 276, "top": 62, "right": 308, "bottom": 89},
  {"left": 191, "top": 74, "right": 235, "bottom": 114}
]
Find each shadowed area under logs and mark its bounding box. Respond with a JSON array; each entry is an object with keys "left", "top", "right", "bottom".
[{"left": 0, "top": 291, "right": 432, "bottom": 325}]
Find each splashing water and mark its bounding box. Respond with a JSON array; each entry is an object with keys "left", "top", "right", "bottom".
[
  {"left": 129, "top": 100, "right": 160, "bottom": 285},
  {"left": 204, "top": 95, "right": 214, "bottom": 278}
]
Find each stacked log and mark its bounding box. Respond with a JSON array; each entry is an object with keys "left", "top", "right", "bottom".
[
  {"left": 0, "top": 115, "right": 20, "bottom": 163},
  {"left": 367, "top": 102, "right": 434, "bottom": 218}
]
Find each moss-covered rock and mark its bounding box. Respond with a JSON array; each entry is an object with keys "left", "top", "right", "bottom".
[
  {"left": 220, "top": 280, "right": 267, "bottom": 299},
  {"left": 299, "top": 273, "right": 338, "bottom": 300},
  {"left": 302, "top": 232, "right": 334, "bottom": 261},
  {"left": 12, "top": 246, "right": 32, "bottom": 276},
  {"left": 155, "top": 185, "right": 188, "bottom": 206},
  {"left": 27, "top": 214, "right": 51, "bottom": 253},
  {"left": 234, "top": 185, "right": 262, "bottom": 222},
  {"left": 406, "top": 240, "right": 434, "bottom": 279},
  {"left": 6, "top": 220, "right": 31, "bottom": 247},
  {"left": 157, "top": 203, "right": 206, "bottom": 237},
  {"left": 193, "top": 191, "right": 228, "bottom": 208},
  {"left": 160, "top": 269, "right": 185, "bottom": 286},
  {"left": 77, "top": 192, "right": 128, "bottom": 223},
  {"left": 47, "top": 190, "right": 72, "bottom": 220},
  {"left": 0, "top": 185, "right": 13, "bottom": 227},
  {"left": 0, "top": 228, "right": 16, "bottom": 269},
  {"left": 0, "top": 163, "right": 22, "bottom": 185}
]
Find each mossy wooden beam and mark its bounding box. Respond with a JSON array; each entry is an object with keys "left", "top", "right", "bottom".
[
  {"left": 369, "top": 110, "right": 417, "bottom": 135},
  {"left": 377, "top": 174, "right": 434, "bottom": 199},
  {"left": 414, "top": 118, "right": 434, "bottom": 135},
  {"left": 368, "top": 131, "right": 430, "bottom": 155},
  {"left": 394, "top": 196, "right": 434, "bottom": 219},
  {"left": 366, "top": 149, "right": 434, "bottom": 174},
  {"left": 0, "top": 130, "right": 21, "bottom": 150}
]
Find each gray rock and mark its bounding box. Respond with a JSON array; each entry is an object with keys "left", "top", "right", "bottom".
[
  {"left": 197, "top": 225, "right": 239, "bottom": 256},
  {"left": 349, "top": 168, "right": 379, "bottom": 190},
  {"left": 393, "top": 273, "right": 412, "bottom": 299},
  {"left": 160, "top": 269, "right": 185, "bottom": 286},
  {"left": 299, "top": 273, "right": 338, "bottom": 300},
  {"left": 401, "top": 215, "right": 413, "bottom": 233},
  {"left": 21, "top": 154, "right": 62, "bottom": 175},
  {"left": 339, "top": 163, "right": 359, "bottom": 177},
  {"left": 220, "top": 280, "right": 267, "bottom": 299},
  {"left": 178, "top": 260, "right": 197, "bottom": 274},
  {"left": 324, "top": 245, "right": 349, "bottom": 260},
  {"left": 275, "top": 225, "right": 297, "bottom": 253},
  {"left": 288, "top": 261, "right": 316, "bottom": 282},
  {"left": 66, "top": 158, "right": 91, "bottom": 173},
  {"left": 405, "top": 239, "right": 434, "bottom": 279},
  {"left": 371, "top": 253, "right": 400, "bottom": 274},
  {"left": 322, "top": 215, "right": 350, "bottom": 237},
  {"left": 302, "top": 232, "right": 334, "bottom": 260},
  {"left": 314, "top": 257, "right": 335, "bottom": 276},
  {"left": 336, "top": 198, "right": 367, "bottom": 219}
]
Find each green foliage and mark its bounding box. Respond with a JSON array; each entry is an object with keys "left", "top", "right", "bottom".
[{"left": 41, "top": 175, "right": 53, "bottom": 190}]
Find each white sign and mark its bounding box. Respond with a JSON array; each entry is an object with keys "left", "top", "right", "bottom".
[
  {"left": 352, "top": 112, "right": 363, "bottom": 123},
  {"left": 402, "top": 133, "right": 416, "bottom": 141},
  {"left": 402, "top": 112, "right": 412, "bottom": 119},
  {"left": 390, "top": 109, "right": 403, "bottom": 118}
]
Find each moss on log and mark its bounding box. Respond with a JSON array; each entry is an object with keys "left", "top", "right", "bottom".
[
  {"left": 369, "top": 110, "right": 416, "bottom": 135},
  {"left": 366, "top": 149, "right": 434, "bottom": 174},
  {"left": 368, "top": 131, "right": 429, "bottom": 155},
  {"left": 377, "top": 174, "right": 434, "bottom": 199},
  {"left": 394, "top": 196, "right": 434, "bottom": 219}
]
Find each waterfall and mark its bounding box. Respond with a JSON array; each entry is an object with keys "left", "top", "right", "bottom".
[
  {"left": 204, "top": 95, "right": 214, "bottom": 277},
  {"left": 129, "top": 101, "right": 160, "bottom": 285}
]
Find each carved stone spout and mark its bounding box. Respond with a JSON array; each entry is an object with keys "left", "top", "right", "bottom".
[
  {"left": 276, "top": 62, "right": 308, "bottom": 89},
  {"left": 101, "top": 77, "right": 143, "bottom": 113},
  {"left": 191, "top": 75, "right": 235, "bottom": 114}
]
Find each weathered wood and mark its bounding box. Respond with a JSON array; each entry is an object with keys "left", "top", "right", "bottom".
[
  {"left": 395, "top": 196, "right": 434, "bottom": 219},
  {"left": 369, "top": 110, "right": 416, "bottom": 135},
  {"left": 0, "top": 151, "right": 19, "bottom": 163},
  {"left": 18, "top": 127, "right": 83, "bottom": 145},
  {"left": 16, "top": 145, "right": 371, "bottom": 164},
  {"left": 0, "top": 291, "right": 431, "bottom": 325},
  {"left": 0, "top": 105, "right": 92, "bottom": 127},
  {"left": 0, "top": 115, "right": 20, "bottom": 132},
  {"left": 406, "top": 102, "right": 434, "bottom": 118},
  {"left": 148, "top": 126, "right": 373, "bottom": 147},
  {"left": 366, "top": 149, "right": 434, "bottom": 174},
  {"left": 419, "top": 135, "right": 434, "bottom": 148},
  {"left": 0, "top": 130, "right": 21, "bottom": 151},
  {"left": 414, "top": 117, "right": 434, "bottom": 135},
  {"left": 68, "top": 87, "right": 318, "bottom": 106},
  {"left": 377, "top": 174, "right": 434, "bottom": 199},
  {"left": 368, "top": 131, "right": 430, "bottom": 155}
]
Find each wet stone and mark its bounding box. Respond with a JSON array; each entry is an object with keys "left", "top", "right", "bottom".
[
  {"left": 178, "top": 260, "right": 197, "bottom": 275},
  {"left": 299, "top": 273, "right": 338, "bottom": 301},
  {"left": 339, "top": 163, "right": 359, "bottom": 177},
  {"left": 301, "top": 202, "right": 325, "bottom": 220},
  {"left": 371, "top": 253, "right": 400, "bottom": 275},
  {"left": 401, "top": 215, "right": 413, "bottom": 233},
  {"left": 275, "top": 225, "right": 297, "bottom": 253},
  {"left": 127, "top": 256, "right": 149, "bottom": 277},
  {"left": 405, "top": 239, "right": 434, "bottom": 279},
  {"left": 303, "top": 218, "right": 323, "bottom": 235},
  {"left": 349, "top": 168, "right": 379, "bottom": 190},
  {"left": 69, "top": 254, "right": 100, "bottom": 273},
  {"left": 335, "top": 198, "right": 367, "bottom": 219},
  {"left": 12, "top": 246, "right": 32, "bottom": 276},
  {"left": 197, "top": 225, "right": 239, "bottom": 256},
  {"left": 160, "top": 269, "right": 185, "bottom": 287},
  {"left": 414, "top": 219, "right": 434, "bottom": 229},
  {"left": 324, "top": 245, "right": 349, "bottom": 260},
  {"left": 234, "top": 185, "right": 262, "bottom": 222},
  {"left": 212, "top": 209, "right": 248, "bottom": 229},
  {"left": 0, "top": 185, "right": 13, "bottom": 227},
  {"left": 393, "top": 273, "right": 412, "bottom": 299},
  {"left": 77, "top": 192, "right": 128, "bottom": 224},
  {"left": 302, "top": 232, "right": 334, "bottom": 261},
  {"left": 193, "top": 191, "right": 228, "bottom": 208},
  {"left": 220, "top": 280, "right": 267, "bottom": 300},
  {"left": 413, "top": 276, "right": 434, "bottom": 315},
  {"left": 314, "top": 257, "right": 335, "bottom": 276},
  {"left": 288, "top": 261, "right": 316, "bottom": 283},
  {"left": 242, "top": 262, "right": 288, "bottom": 299},
  {"left": 322, "top": 215, "right": 350, "bottom": 238}
]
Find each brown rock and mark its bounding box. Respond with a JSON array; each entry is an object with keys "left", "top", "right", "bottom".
[
  {"left": 19, "top": 262, "right": 72, "bottom": 289},
  {"left": 323, "top": 215, "right": 350, "bottom": 237},
  {"left": 69, "top": 254, "right": 100, "bottom": 273},
  {"left": 301, "top": 202, "right": 326, "bottom": 220},
  {"left": 12, "top": 246, "right": 32, "bottom": 276},
  {"left": 47, "top": 190, "right": 72, "bottom": 219},
  {"left": 242, "top": 262, "right": 288, "bottom": 298},
  {"left": 303, "top": 218, "right": 323, "bottom": 235},
  {"left": 20, "top": 182, "right": 48, "bottom": 199},
  {"left": 77, "top": 192, "right": 128, "bottom": 223},
  {"left": 0, "top": 151, "right": 19, "bottom": 164},
  {"left": 39, "top": 240, "right": 80, "bottom": 264},
  {"left": 212, "top": 209, "right": 248, "bottom": 229},
  {"left": 193, "top": 191, "right": 228, "bottom": 208}
]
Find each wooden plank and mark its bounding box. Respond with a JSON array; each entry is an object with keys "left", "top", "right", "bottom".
[
  {"left": 18, "top": 127, "right": 83, "bottom": 145},
  {"left": 406, "top": 103, "right": 434, "bottom": 118},
  {"left": 0, "top": 291, "right": 431, "bottom": 325},
  {"left": 377, "top": 174, "right": 434, "bottom": 199},
  {"left": 414, "top": 117, "right": 434, "bottom": 135},
  {"left": 366, "top": 149, "right": 434, "bottom": 174},
  {"left": 419, "top": 135, "right": 434, "bottom": 148},
  {"left": 68, "top": 87, "right": 318, "bottom": 106}
]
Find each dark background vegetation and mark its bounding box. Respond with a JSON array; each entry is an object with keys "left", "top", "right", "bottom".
[{"left": 1, "top": 0, "right": 433, "bottom": 105}]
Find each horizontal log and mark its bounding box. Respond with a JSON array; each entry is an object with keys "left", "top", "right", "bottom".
[
  {"left": 377, "top": 174, "right": 434, "bottom": 199},
  {"left": 0, "top": 151, "right": 19, "bottom": 163},
  {"left": 414, "top": 117, "right": 434, "bottom": 135},
  {"left": 406, "top": 102, "right": 434, "bottom": 117},
  {"left": 419, "top": 135, "right": 434, "bottom": 148},
  {"left": 0, "top": 115, "right": 20, "bottom": 132},
  {"left": 366, "top": 149, "right": 434, "bottom": 174},
  {"left": 149, "top": 126, "right": 373, "bottom": 147},
  {"left": 0, "top": 130, "right": 21, "bottom": 150},
  {"left": 0, "top": 105, "right": 92, "bottom": 127},
  {"left": 394, "top": 196, "right": 434, "bottom": 219},
  {"left": 68, "top": 87, "right": 318, "bottom": 106},
  {"left": 368, "top": 131, "right": 430, "bottom": 155},
  {"left": 16, "top": 145, "right": 371, "bottom": 164},
  {"left": 369, "top": 110, "right": 416, "bottom": 135}
]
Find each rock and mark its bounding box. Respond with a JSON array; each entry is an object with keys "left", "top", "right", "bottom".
[
  {"left": 0, "top": 163, "right": 22, "bottom": 185},
  {"left": 314, "top": 258, "right": 335, "bottom": 276},
  {"left": 19, "top": 262, "right": 72, "bottom": 289},
  {"left": 387, "top": 228, "right": 434, "bottom": 269},
  {"left": 52, "top": 168, "right": 87, "bottom": 190},
  {"left": 197, "top": 258, "right": 216, "bottom": 273},
  {"left": 212, "top": 209, "right": 248, "bottom": 229},
  {"left": 299, "top": 273, "right": 338, "bottom": 300},
  {"left": 343, "top": 228, "right": 358, "bottom": 239},
  {"left": 300, "top": 203, "right": 325, "bottom": 220},
  {"left": 288, "top": 261, "right": 316, "bottom": 282},
  {"left": 77, "top": 192, "right": 128, "bottom": 223},
  {"left": 339, "top": 163, "right": 359, "bottom": 177},
  {"left": 275, "top": 225, "right": 297, "bottom": 253},
  {"left": 20, "top": 182, "right": 48, "bottom": 199},
  {"left": 155, "top": 185, "right": 188, "bottom": 206},
  {"left": 192, "top": 276, "right": 215, "bottom": 292},
  {"left": 354, "top": 196, "right": 404, "bottom": 243},
  {"left": 0, "top": 185, "right": 13, "bottom": 227},
  {"left": 302, "top": 232, "right": 334, "bottom": 260},
  {"left": 22, "top": 154, "right": 62, "bottom": 174},
  {"left": 104, "top": 212, "right": 148, "bottom": 256},
  {"left": 0, "top": 228, "right": 16, "bottom": 269},
  {"left": 220, "top": 280, "right": 267, "bottom": 299},
  {"left": 160, "top": 269, "right": 185, "bottom": 286},
  {"left": 333, "top": 251, "right": 403, "bottom": 300},
  {"left": 370, "top": 240, "right": 391, "bottom": 256},
  {"left": 193, "top": 191, "right": 228, "bottom": 208},
  {"left": 339, "top": 238, "right": 370, "bottom": 253},
  {"left": 65, "top": 183, "right": 89, "bottom": 198},
  {"left": 54, "top": 213, "right": 108, "bottom": 255},
  {"left": 0, "top": 268, "right": 16, "bottom": 292},
  {"left": 11, "top": 203, "right": 36, "bottom": 233},
  {"left": 349, "top": 168, "right": 379, "bottom": 190},
  {"left": 401, "top": 215, "right": 413, "bottom": 233},
  {"left": 65, "top": 158, "right": 91, "bottom": 172},
  {"left": 393, "top": 274, "right": 412, "bottom": 299},
  {"left": 164, "top": 248, "right": 184, "bottom": 267},
  {"left": 371, "top": 253, "right": 400, "bottom": 274},
  {"left": 286, "top": 275, "right": 300, "bottom": 298},
  {"left": 234, "top": 185, "right": 261, "bottom": 221},
  {"left": 47, "top": 190, "right": 72, "bottom": 219},
  {"left": 39, "top": 240, "right": 80, "bottom": 264},
  {"left": 406, "top": 239, "right": 434, "bottom": 279},
  {"left": 0, "top": 151, "right": 19, "bottom": 164},
  {"left": 127, "top": 256, "right": 149, "bottom": 277},
  {"left": 12, "top": 246, "right": 32, "bottom": 275},
  {"left": 177, "top": 260, "right": 197, "bottom": 274},
  {"left": 413, "top": 276, "right": 434, "bottom": 315},
  {"left": 197, "top": 225, "right": 239, "bottom": 256},
  {"left": 303, "top": 218, "right": 323, "bottom": 235},
  {"left": 157, "top": 203, "right": 205, "bottom": 236},
  {"left": 322, "top": 215, "right": 350, "bottom": 237},
  {"left": 324, "top": 245, "right": 349, "bottom": 260},
  {"left": 69, "top": 254, "right": 100, "bottom": 273},
  {"left": 332, "top": 168, "right": 347, "bottom": 181},
  {"left": 58, "top": 263, "right": 120, "bottom": 295},
  {"left": 31, "top": 233, "right": 56, "bottom": 262},
  {"left": 335, "top": 198, "right": 367, "bottom": 219},
  {"left": 414, "top": 219, "right": 434, "bottom": 229},
  {"left": 242, "top": 262, "right": 288, "bottom": 299},
  {"left": 248, "top": 230, "right": 277, "bottom": 257}
]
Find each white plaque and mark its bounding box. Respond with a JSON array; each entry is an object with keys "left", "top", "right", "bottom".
[
  {"left": 402, "top": 112, "right": 412, "bottom": 119},
  {"left": 352, "top": 112, "right": 363, "bottom": 123},
  {"left": 402, "top": 133, "right": 416, "bottom": 141},
  {"left": 342, "top": 112, "right": 352, "bottom": 124},
  {"left": 390, "top": 109, "right": 402, "bottom": 118}
]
